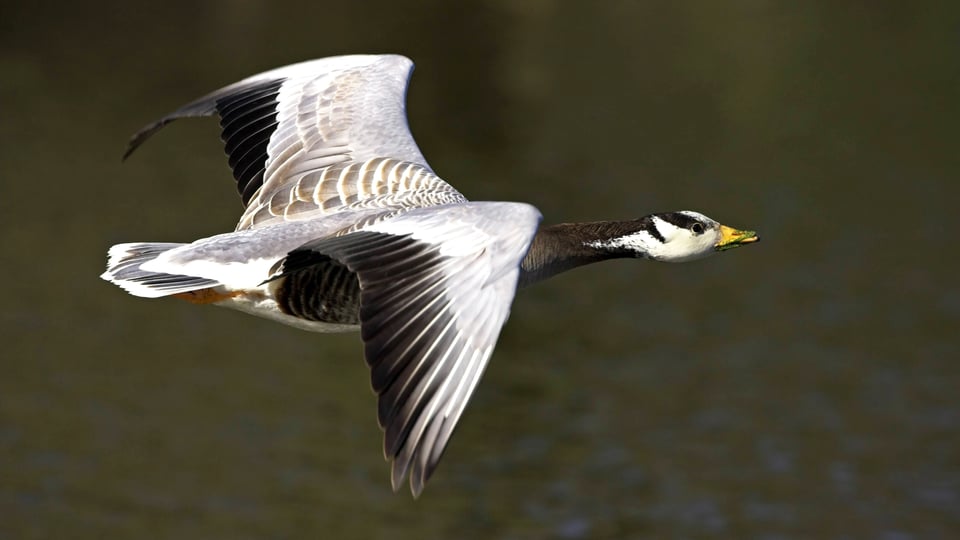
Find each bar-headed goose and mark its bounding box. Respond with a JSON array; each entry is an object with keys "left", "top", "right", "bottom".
[{"left": 101, "top": 54, "right": 759, "bottom": 496}]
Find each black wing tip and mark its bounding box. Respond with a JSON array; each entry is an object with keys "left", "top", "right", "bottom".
[
  {"left": 389, "top": 454, "right": 426, "bottom": 498},
  {"left": 119, "top": 88, "right": 230, "bottom": 162},
  {"left": 121, "top": 119, "right": 173, "bottom": 161}
]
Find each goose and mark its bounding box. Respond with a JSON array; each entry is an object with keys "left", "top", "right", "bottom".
[{"left": 101, "top": 54, "right": 759, "bottom": 497}]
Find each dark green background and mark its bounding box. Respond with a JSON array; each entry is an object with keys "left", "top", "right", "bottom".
[{"left": 3, "top": 1, "right": 958, "bottom": 538}]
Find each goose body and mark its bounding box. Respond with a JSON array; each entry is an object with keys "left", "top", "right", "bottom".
[{"left": 101, "top": 54, "right": 759, "bottom": 496}]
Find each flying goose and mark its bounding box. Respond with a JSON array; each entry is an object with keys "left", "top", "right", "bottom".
[{"left": 101, "top": 54, "right": 759, "bottom": 496}]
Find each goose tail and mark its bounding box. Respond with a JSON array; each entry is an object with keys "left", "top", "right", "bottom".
[{"left": 101, "top": 242, "right": 220, "bottom": 298}]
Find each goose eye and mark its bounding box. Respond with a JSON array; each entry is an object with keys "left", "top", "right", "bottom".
[{"left": 690, "top": 223, "right": 705, "bottom": 235}]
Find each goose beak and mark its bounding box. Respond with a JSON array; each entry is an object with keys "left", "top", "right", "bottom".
[{"left": 715, "top": 225, "right": 759, "bottom": 251}]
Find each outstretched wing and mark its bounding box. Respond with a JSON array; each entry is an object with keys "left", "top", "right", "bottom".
[
  {"left": 124, "top": 55, "right": 451, "bottom": 227},
  {"left": 275, "top": 202, "right": 542, "bottom": 496}
]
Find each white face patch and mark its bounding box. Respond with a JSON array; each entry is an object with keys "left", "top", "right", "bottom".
[
  {"left": 587, "top": 213, "right": 722, "bottom": 262},
  {"left": 651, "top": 214, "right": 722, "bottom": 261}
]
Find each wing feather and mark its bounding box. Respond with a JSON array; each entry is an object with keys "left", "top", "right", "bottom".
[
  {"left": 276, "top": 201, "right": 542, "bottom": 496},
  {"left": 122, "top": 55, "right": 460, "bottom": 227}
]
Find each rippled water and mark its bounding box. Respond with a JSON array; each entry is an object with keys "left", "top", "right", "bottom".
[{"left": 3, "top": 1, "right": 958, "bottom": 538}]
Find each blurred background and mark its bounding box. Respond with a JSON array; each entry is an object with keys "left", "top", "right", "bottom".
[{"left": 2, "top": 1, "right": 958, "bottom": 538}]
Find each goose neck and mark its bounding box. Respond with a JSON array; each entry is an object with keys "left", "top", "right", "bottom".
[{"left": 518, "top": 220, "right": 641, "bottom": 288}]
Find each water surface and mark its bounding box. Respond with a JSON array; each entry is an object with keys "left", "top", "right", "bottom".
[{"left": 2, "top": 1, "right": 958, "bottom": 538}]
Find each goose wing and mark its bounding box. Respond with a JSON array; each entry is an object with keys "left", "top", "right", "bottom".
[
  {"left": 276, "top": 202, "right": 542, "bottom": 496},
  {"left": 124, "top": 55, "right": 459, "bottom": 228}
]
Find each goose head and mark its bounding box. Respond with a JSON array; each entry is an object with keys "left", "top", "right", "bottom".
[{"left": 590, "top": 211, "right": 759, "bottom": 262}]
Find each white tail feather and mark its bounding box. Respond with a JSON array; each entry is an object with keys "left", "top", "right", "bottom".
[{"left": 101, "top": 242, "right": 220, "bottom": 298}]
